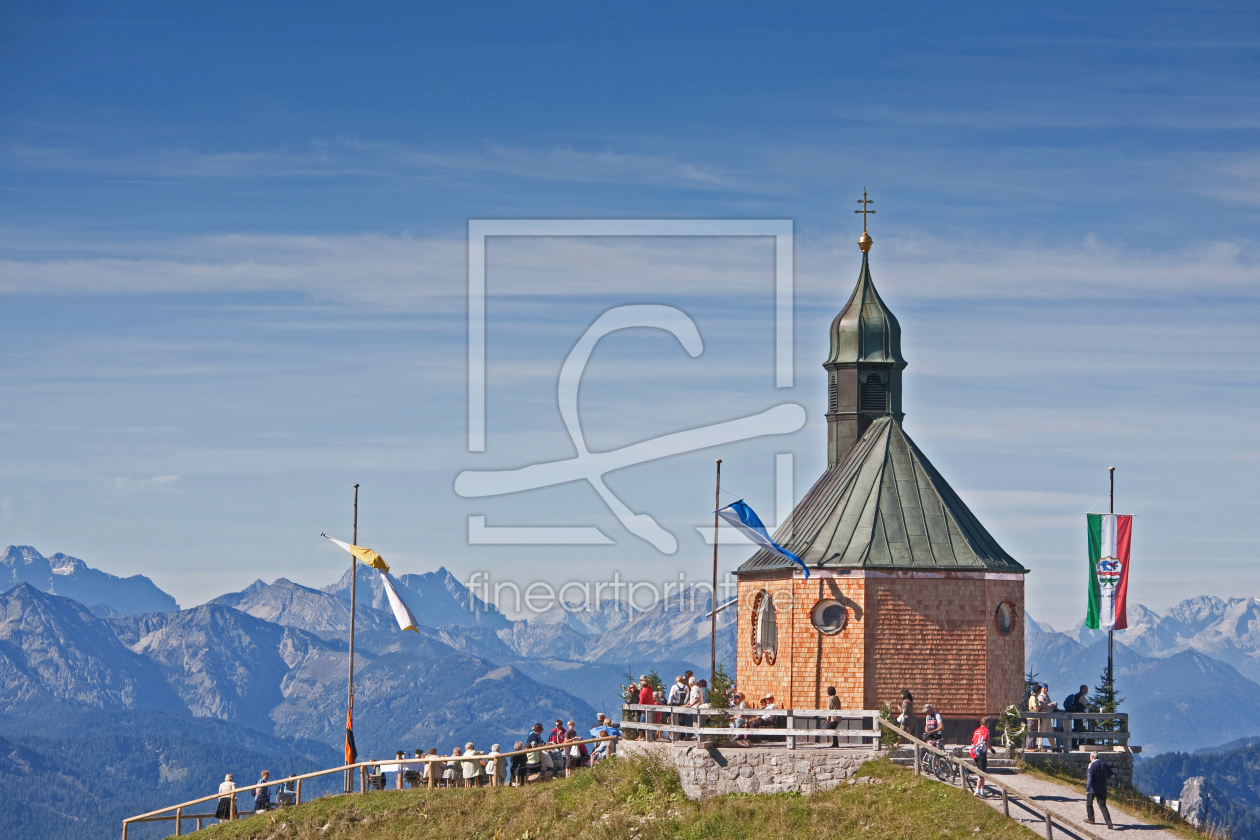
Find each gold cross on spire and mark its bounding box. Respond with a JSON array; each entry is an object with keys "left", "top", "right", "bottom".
[
  {"left": 854, "top": 189, "right": 875, "bottom": 231},
  {"left": 854, "top": 189, "right": 875, "bottom": 252}
]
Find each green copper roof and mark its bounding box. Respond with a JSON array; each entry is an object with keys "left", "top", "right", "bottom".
[
  {"left": 737, "top": 416, "right": 1026, "bottom": 574},
  {"left": 826, "top": 252, "right": 906, "bottom": 367}
]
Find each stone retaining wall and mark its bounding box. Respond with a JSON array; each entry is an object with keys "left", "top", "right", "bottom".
[
  {"left": 1023, "top": 751, "right": 1134, "bottom": 787},
  {"left": 619, "top": 741, "right": 879, "bottom": 799}
]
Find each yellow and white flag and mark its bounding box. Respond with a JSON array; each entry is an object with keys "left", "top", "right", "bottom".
[
  {"left": 378, "top": 573, "right": 419, "bottom": 634},
  {"left": 323, "top": 534, "right": 389, "bottom": 572},
  {"left": 322, "top": 534, "right": 419, "bottom": 633}
]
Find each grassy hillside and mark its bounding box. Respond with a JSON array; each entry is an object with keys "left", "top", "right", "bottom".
[{"left": 186, "top": 753, "right": 1036, "bottom": 840}]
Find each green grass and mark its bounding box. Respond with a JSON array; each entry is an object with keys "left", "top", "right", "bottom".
[
  {"left": 176, "top": 754, "right": 1040, "bottom": 840},
  {"left": 1019, "top": 762, "right": 1206, "bottom": 840}
]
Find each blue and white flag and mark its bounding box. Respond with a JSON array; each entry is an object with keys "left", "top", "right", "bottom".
[{"left": 716, "top": 499, "right": 809, "bottom": 579}]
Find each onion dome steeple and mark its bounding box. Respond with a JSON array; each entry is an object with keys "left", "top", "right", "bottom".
[{"left": 823, "top": 191, "right": 908, "bottom": 468}]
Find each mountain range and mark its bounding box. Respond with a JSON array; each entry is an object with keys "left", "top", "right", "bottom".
[
  {"left": 0, "top": 545, "right": 177, "bottom": 616},
  {"left": 0, "top": 545, "right": 733, "bottom": 839},
  {"left": 6, "top": 542, "right": 1259, "bottom": 839}
]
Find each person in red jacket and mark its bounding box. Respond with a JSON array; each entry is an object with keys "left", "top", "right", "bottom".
[
  {"left": 636, "top": 675, "right": 656, "bottom": 740},
  {"left": 970, "top": 717, "right": 994, "bottom": 797}
]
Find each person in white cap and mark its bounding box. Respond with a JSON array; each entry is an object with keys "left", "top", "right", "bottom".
[{"left": 215, "top": 773, "right": 235, "bottom": 822}]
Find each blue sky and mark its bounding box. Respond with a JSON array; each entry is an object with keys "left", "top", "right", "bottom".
[{"left": 1, "top": 0, "right": 1258, "bottom": 630}]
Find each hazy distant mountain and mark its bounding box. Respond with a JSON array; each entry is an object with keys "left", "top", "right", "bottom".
[
  {"left": 273, "top": 651, "right": 596, "bottom": 756},
  {"left": 209, "top": 576, "right": 457, "bottom": 658},
  {"left": 0, "top": 545, "right": 177, "bottom": 616},
  {"left": 323, "top": 564, "right": 511, "bottom": 631},
  {"left": 0, "top": 584, "right": 184, "bottom": 716},
  {"left": 580, "top": 590, "right": 736, "bottom": 668},
  {"left": 1068, "top": 603, "right": 1162, "bottom": 647},
  {"left": 110, "top": 604, "right": 340, "bottom": 732},
  {"left": 1064, "top": 597, "right": 1260, "bottom": 685}
]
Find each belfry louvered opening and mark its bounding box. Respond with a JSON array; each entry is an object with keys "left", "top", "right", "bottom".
[{"left": 860, "top": 373, "right": 887, "bottom": 412}]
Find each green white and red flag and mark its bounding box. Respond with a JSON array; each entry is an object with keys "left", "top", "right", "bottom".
[{"left": 1086, "top": 513, "right": 1132, "bottom": 630}]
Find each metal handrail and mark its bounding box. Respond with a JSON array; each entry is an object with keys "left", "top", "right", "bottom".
[
  {"left": 121, "top": 734, "right": 617, "bottom": 838},
  {"left": 882, "top": 719, "right": 1108, "bottom": 840}
]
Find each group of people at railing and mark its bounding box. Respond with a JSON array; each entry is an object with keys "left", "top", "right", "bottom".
[
  {"left": 363, "top": 715, "right": 622, "bottom": 790},
  {"left": 891, "top": 682, "right": 1124, "bottom": 762},
  {"left": 207, "top": 715, "right": 622, "bottom": 823},
  {"left": 629, "top": 673, "right": 867, "bottom": 747},
  {"left": 215, "top": 770, "right": 295, "bottom": 819}
]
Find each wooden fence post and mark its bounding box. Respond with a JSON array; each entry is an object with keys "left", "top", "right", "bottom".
[
  {"left": 296, "top": 778, "right": 302, "bottom": 804},
  {"left": 786, "top": 713, "right": 795, "bottom": 750},
  {"left": 175, "top": 806, "right": 182, "bottom": 835},
  {"left": 913, "top": 743, "right": 920, "bottom": 775},
  {"left": 1002, "top": 788, "right": 1009, "bottom": 817},
  {"left": 197, "top": 818, "right": 203, "bottom": 832},
  {"left": 428, "top": 759, "right": 436, "bottom": 789},
  {"left": 671, "top": 709, "right": 679, "bottom": 743},
  {"left": 230, "top": 795, "right": 238, "bottom": 821},
  {"left": 695, "top": 709, "right": 702, "bottom": 742},
  {"left": 1044, "top": 811, "right": 1053, "bottom": 840},
  {"left": 121, "top": 822, "right": 128, "bottom": 840}
]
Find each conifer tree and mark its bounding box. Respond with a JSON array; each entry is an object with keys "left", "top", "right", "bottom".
[
  {"left": 1024, "top": 669, "right": 1040, "bottom": 704},
  {"left": 1090, "top": 662, "right": 1124, "bottom": 736}
]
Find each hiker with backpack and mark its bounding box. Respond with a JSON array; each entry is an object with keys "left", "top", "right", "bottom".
[
  {"left": 970, "top": 717, "right": 994, "bottom": 797},
  {"left": 1063, "top": 684, "right": 1090, "bottom": 749}
]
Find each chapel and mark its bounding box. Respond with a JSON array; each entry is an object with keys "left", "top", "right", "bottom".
[{"left": 733, "top": 205, "right": 1027, "bottom": 737}]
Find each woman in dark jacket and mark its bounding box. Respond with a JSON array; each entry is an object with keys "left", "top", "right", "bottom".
[
  {"left": 509, "top": 741, "right": 528, "bottom": 786},
  {"left": 897, "top": 689, "right": 915, "bottom": 743}
]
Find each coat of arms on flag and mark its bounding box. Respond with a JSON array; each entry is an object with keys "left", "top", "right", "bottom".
[
  {"left": 1086, "top": 513, "right": 1133, "bottom": 630},
  {"left": 1096, "top": 556, "right": 1123, "bottom": 589}
]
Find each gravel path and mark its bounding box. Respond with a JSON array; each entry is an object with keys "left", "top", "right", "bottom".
[{"left": 962, "top": 768, "right": 1182, "bottom": 840}]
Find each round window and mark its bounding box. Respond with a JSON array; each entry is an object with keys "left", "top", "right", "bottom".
[
  {"left": 995, "top": 601, "right": 1017, "bottom": 636},
  {"left": 811, "top": 599, "right": 848, "bottom": 635}
]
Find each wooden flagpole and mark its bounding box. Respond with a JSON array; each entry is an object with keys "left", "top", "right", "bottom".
[
  {"left": 711, "top": 460, "right": 721, "bottom": 683},
  {"left": 345, "top": 483, "right": 359, "bottom": 793}
]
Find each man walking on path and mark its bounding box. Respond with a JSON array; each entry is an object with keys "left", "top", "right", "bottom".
[{"left": 1085, "top": 754, "right": 1115, "bottom": 829}]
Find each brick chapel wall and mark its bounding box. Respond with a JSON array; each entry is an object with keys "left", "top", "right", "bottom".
[
  {"left": 735, "top": 576, "right": 798, "bottom": 708},
  {"left": 985, "top": 577, "right": 1026, "bottom": 715},
  {"left": 785, "top": 575, "right": 867, "bottom": 710},
  {"left": 864, "top": 576, "right": 988, "bottom": 717},
  {"left": 735, "top": 575, "right": 868, "bottom": 711}
]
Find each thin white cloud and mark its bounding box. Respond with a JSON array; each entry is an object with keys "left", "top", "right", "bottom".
[
  {"left": 89, "top": 475, "right": 180, "bottom": 496},
  {"left": 1, "top": 227, "right": 1255, "bottom": 306},
  {"left": 7, "top": 139, "right": 737, "bottom": 190}
]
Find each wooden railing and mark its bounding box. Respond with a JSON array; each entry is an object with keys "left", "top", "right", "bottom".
[
  {"left": 120, "top": 734, "right": 617, "bottom": 839},
  {"left": 1022, "top": 711, "right": 1130, "bottom": 751},
  {"left": 883, "top": 719, "right": 1109, "bottom": 840},
  {"left": 620, "top": 704, "right": 882, "bottom": 749}
]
